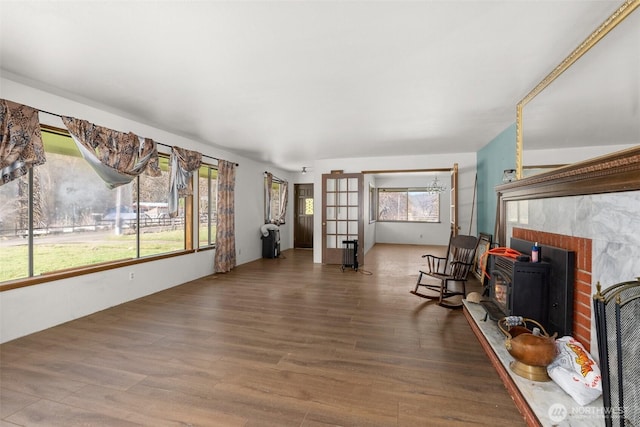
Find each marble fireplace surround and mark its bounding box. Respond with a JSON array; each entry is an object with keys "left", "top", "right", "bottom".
[{"left": 496, "top": 145, "right": 640, "bottom": 357}]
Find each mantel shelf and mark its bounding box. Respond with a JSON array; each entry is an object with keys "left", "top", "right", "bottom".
[{"left": 463, "top": 300, "right": 604, "bottom": 426}]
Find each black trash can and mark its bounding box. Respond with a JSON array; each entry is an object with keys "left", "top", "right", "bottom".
[{"left": 261, "top": 229, "right": 280, "bottom": 258}]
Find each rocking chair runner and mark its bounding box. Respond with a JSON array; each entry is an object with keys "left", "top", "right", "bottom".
[{"left": 410, "top": 234, "right": 479, "bottom": 308}]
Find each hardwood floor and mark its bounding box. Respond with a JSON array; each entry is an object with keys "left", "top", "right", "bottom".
[{"left": 0, "top": 244, "right": 526, "bottom": 426}]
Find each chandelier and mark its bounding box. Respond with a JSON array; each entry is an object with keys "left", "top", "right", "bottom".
[{"left": 426, "top": 175, "right": 446, "bottom": 193}]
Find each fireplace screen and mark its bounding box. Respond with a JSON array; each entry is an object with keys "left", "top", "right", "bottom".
[{"left": 593, "top": 279, "right": 640, "bottom": 427}]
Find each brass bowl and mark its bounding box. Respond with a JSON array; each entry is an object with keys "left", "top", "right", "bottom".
[
  {"left": 506, "top": 332, "right": 557, "bottom": 366},
  {"left": 498, "top": 317, "right": 558, "bottom": 381}
]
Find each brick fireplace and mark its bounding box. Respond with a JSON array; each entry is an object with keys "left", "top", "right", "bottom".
[{"left": 512, "top": 227, "right": 593, "bottom": 351}]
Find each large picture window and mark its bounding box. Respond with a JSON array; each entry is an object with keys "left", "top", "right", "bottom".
[
  {"left": 0, "top": 179, "right": 26, "bottom": 281},
  {"left": 0, "top": 128, "right": 188, "bottom": 284},
  {"left": 138, "top": 155, "right": 185, "bottom": 256},
  {"left": 198, "top": 164, "right": 218, "bottom": 248},
  {"left": 377, "top": 188, "right": 440, "bottom": 222}
]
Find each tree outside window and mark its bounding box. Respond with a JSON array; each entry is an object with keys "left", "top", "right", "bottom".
[
  {"left": 377, "top": 188, "right": 439, "bottom": 222},
  {"left": 198, "top": 164, "right": 218, "bottom": 248},
  {"left": 0, "top": 129, "right": 187, "bottom": 283}
]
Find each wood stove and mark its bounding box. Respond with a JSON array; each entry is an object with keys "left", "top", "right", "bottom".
[
  {"left": 510, "top": 238, "right": 575, "bottom": 338},
  {"left": 484, "top": 255, "right": 551, "bottom": 330},
  {"left": 481, "top": 238, "right": 575, "bottom": 339}
]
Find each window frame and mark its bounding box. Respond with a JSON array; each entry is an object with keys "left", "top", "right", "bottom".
[
  {"left": 0, "top": 125, "right": 196, "bottom": 292},
  {"left": 376, "top": 187, "right": 441, "bottom": 223},
  {"left": 264, "top": 177, "right": 286, "bottom": 225},
  {"left": 197, "top": 162, "right": 218, "bottom": 249}
]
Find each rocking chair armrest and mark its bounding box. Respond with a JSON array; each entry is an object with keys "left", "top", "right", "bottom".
[
  {"left": 422, "top": 254, "right": 447, "bottom": 274},
  {"left": 448, "top": 260, "right": 475, "bottom": 278},
  {"left": 449, "top": 260, "right": 474, "bottom": 268},
  {"left": 421, "top": 254, "right": 446, "bottom": 261}
]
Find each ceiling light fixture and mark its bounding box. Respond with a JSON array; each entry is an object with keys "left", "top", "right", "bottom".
[
  {"left": 426, "top": 175, "right": 446, "bottom": 193},
  {"left": 301, "top": 167, "right": 307, "bottom": 175}
]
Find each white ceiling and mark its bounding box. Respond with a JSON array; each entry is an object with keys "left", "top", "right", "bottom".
[{"left": 0, "top": 1, "right": 624, "bottom": 172}]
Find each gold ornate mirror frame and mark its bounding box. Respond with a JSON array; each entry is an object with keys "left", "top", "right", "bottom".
[{"left": 515, "top": 0, "right": 640, "bottom": 179}]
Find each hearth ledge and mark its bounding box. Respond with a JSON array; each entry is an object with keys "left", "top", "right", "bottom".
[{"left": 463, "top": 300, "right": 604, "bottom": 427}]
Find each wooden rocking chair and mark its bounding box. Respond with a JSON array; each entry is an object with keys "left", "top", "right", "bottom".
[{"left": 410, "top": 234, "right": 479, "bottom": 308}]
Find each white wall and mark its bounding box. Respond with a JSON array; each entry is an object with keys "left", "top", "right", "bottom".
[
  {"left": 0, "top": 77, "right": 294, "bottom": 343},
  {"left": 1, "top": 77, "right": 478, "bottom": 343},
  {"left": 363, "top": 174, "right": 376, "bottom": 255},
  {"left": 312, "top": 153, "right": 477, "bottom": 264},
  {"left": 373, "top": 173, "right": 451, "bottom": 246},
  {"left": 0, "top": 251, "right": 213, "bottom": 342},
  {"left": 234, "top": 158, "right": 295, "bottom": 258}
]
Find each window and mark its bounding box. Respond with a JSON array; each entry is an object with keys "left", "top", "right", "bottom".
[
  {"left": 270, "top": 181, "right": 283, "bottom": 222},
  {"left": 0, "top": 128, "right": 188, "bottom": 284},
  {"left": 138, "top": 155, "right": 186, "bottom": 256},
  {"left": 198, "top": 164, "right": 218, "bottom": 248},
  {"left": 377, "top": 188, "right": 440, "bottom": 222},
  {"left": 0, "top": 179, "right": 25, "bottom": 282},
  {"left": 305, "top": 198, "right": 314, "bottom": 215},
  {"left": 264, "top": 177, "right": 287, "bottom": 225}
]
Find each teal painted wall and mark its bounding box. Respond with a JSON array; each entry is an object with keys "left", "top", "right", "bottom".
[{"left": 476, "top": 123, "right": 516, "bottom": 243}]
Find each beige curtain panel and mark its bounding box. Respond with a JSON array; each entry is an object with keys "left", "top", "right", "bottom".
[
  {"left": 0, "top": 99, "right": 46, "bottom": 185},
  {"left": 215, "top": 159, "right": 237, "bottom": 273}
]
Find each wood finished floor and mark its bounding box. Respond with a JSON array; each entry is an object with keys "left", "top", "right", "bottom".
[{"left": 0, "top": 244, "right": 526, "bottom": 427}]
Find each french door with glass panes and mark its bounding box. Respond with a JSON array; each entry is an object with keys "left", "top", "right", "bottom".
[{"left": 322, "top": 173, "right": 363, "bottom": 265}]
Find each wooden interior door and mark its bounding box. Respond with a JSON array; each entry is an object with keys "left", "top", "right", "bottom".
[
  {"left": 322, "top": 173, "right": 363, "bottom": 265},
  {"left": 294, "top": 184, "right": 314, "bottom": 248},
  {"left": 450, "top": 163, "right": 459, "bottom": 236}
]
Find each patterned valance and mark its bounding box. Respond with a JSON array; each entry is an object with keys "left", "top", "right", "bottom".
[
  {"left": 0, "top": 99, "right": 46, "bottom": 185},
  {"left": 168, "top": 146, "right": 202, "bottom": 216},
  {"left": 62, "top": 116, "right": 160, "bottom": 189}
]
